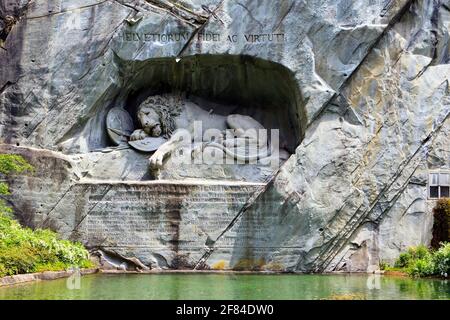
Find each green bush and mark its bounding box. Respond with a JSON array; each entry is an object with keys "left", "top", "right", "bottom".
[
  {"left": 0, "top": 154, "right": 34, "bottom": 176},
  {"left": 0, "top": 154, "right": 93, "bottom": 277},
  {"left": 432, "top": 242, "right": 450, "bottom": 277},
  {"left": 407, "top": 258, "right": 435, "bottom": 277},
  {"left": 0, "top": 244, "right": 38, "bottom": 275},
  {"left": 394, "top": 253, "right": 411, "bottom": 268},
  {"left": 0, "top": 154, "right": 33, "bottom": 214},
  {"left": 379, "top": 261, "right": 390, "bottom": 271},
  {"left": 392, "top": 243, "right": 449, "bottom": 278},
  {"left": 0, "top": 209, "right": 94, "bottom": 277},
  {"left": 394, "top": 245, "right": 431, "bottom": 269}
]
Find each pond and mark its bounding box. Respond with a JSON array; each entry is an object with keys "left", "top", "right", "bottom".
[{"left": 0, "top": 273, "right": 448, "bottom": 300}]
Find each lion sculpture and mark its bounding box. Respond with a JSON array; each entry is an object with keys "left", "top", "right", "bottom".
[{"left": 129, "top": 95, "right": 283, "bottom": 170}]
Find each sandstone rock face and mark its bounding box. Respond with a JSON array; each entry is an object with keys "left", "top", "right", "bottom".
[{"left": 1, "top": 0, "right": 449, "bottom": 272}]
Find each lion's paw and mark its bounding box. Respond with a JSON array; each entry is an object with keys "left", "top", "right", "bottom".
[
  {"left": 130, "top": 129, "right": 147, "bottom": 141},
  {"left": 149, "top": 150, "right": 165, "bottom": 169}
]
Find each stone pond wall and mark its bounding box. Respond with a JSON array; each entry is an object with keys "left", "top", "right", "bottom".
[{"left": 1, "top": 0, "right": 449, "bottom": 272}]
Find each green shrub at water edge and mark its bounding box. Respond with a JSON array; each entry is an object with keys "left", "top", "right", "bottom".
[
  {"left": 432, "top": 242, "right": 450, "bottom": 278},
  {"left": 0, "top": 216, "right": 93, "bottom": 277},
  {"left": 407, "top": 258, "right": 435, "bottom": 277},
  {"left": 394, "top": 245, "right": 431, "bottom": 269},
  {"left": 0, "top": 154, "right": 93, "bottom": 277},
  {"left": 389, "top": 243, "right": 449, "bottom": 278}
]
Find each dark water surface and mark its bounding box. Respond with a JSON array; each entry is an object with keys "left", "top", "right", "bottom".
[{"left": 0, "top": 273, "right": 448, "bottom": 300}]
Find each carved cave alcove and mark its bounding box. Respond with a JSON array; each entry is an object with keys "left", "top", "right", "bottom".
[
  {"left": 107, "top": 54, "right": 306, "bottom": 182},
  {"left": 44, "top": 55, "right": 310, "bottom": 270}
]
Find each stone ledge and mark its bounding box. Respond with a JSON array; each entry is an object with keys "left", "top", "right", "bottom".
[{"left": 0, "top": 269, "right": 98, "bottom": 287}]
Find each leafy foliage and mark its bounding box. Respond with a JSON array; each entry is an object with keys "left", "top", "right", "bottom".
[
  {"left": 388, "top": 200, "right": 450, "bottom": 278},
  {"left": 432, "top": 242, "right": 450, "bottom": 278},
  {"left": 0, "top": 215, "right": 93, "bottom": 276},
  {"left": 394, "top": 245, "right": 431, "bottom": 269},
  {"left": 0, "top": 154, "right": 34, "bottom": 177},
  {"left": 0, "top": 182, "right": 9, "bottom": 196},
  {"left": 0, "top": 154, "right": 34, "bottom": 212},
  {"left": 0, "top": 154, "right": 93, "bottom": 277},
  {"left": 387, "top": 243, "right": 450, "bottom": 278},
  {"left": 407, "top": 257, "right": 435, "bottom": 277}
]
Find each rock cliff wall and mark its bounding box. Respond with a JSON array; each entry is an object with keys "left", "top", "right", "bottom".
[{"left": 0, "top": 0, "right": 448, "bottom": 272}]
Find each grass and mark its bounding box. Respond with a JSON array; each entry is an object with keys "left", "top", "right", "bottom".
[{"left": 0, "top": 154, "right": 93, "bottom": 277}]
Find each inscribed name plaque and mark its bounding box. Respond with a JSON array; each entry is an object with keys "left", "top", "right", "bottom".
[{"left": 69, "top": 181, "right": 264, "bottom": 268}]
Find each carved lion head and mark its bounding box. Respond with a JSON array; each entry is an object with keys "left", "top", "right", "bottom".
[{"left": 137, "top": 95, "right": 182, "bottom": 138}]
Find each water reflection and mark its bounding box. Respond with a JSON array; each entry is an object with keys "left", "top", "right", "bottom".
[{"left": 0, "top": 274, "right": 448, "bottom": 300}]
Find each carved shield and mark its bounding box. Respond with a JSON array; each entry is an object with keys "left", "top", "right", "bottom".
[
  {"left": 128, "top": 136, "right": 168, "bottom": 153},
  {"left": 106, "top": 107, "right": 134, "bottom": 146}
]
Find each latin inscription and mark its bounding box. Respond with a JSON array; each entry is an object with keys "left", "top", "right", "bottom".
[{"left": 119, "top": 32, "right": 286, "bottom": 43}]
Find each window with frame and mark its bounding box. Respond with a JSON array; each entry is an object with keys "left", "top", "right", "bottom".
[{"left": 429, "top": 172, "right": 450, "bottom": 199}]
